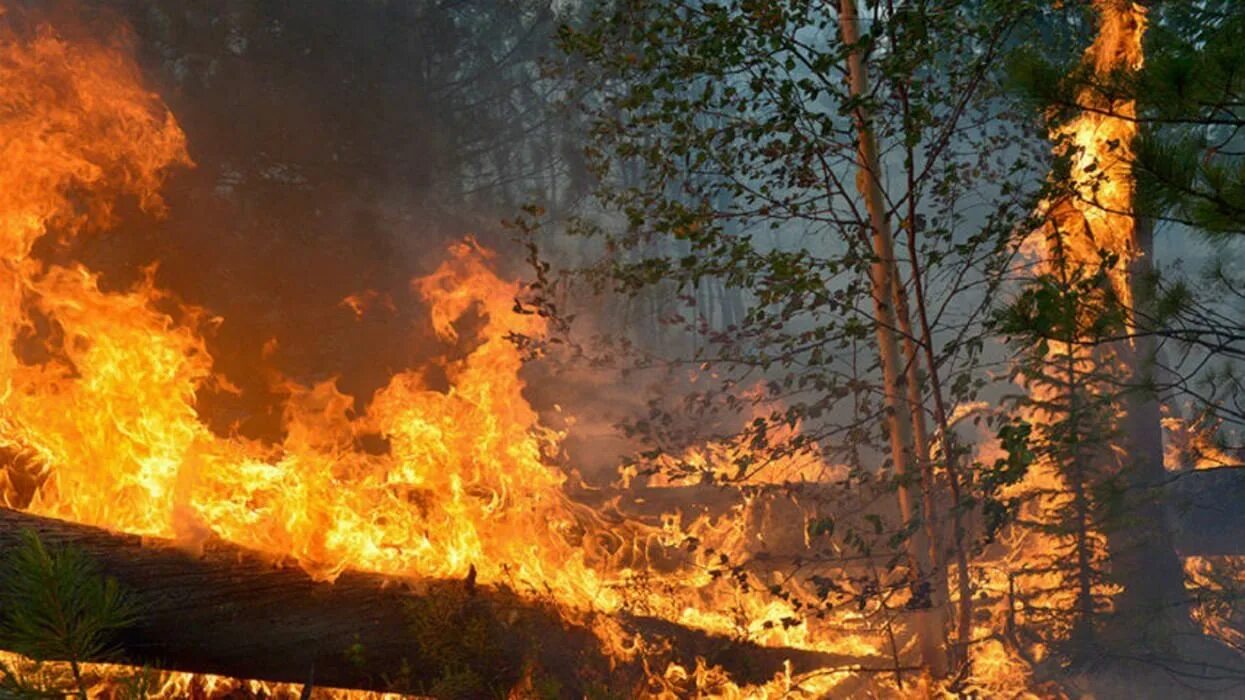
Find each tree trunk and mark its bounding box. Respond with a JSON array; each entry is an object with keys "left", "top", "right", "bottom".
[
  {"left": 0, "top": 507, "right": 883, "bottom": 696},
  {"left": 892, "top": 265, "right": 954, "bottom": 654},
  {"left": 902, "top": 217, "right": 975, "bottom": 667},
  {"left": 1105, "top": 214, "right": 1193, "bottom": 649},
  {"left": 836, "top": 0, "right": 948, "bottom": 679}
]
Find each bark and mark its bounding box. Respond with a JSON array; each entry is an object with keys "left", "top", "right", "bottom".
[
  {"left": 0, "top": 507, "right": 883, "bottom": 696},
  {"left": 902, "top": 216, "right": 974, "bottom": 665},
  {"left": 1106, "top": 214, "right": 1193, "bottom": 648},
  {"left": 892, "top": 256, "right": 957, "bottom": 667},
  {"left": 836, "top": 0, "right": 948, "bottom": 678}
]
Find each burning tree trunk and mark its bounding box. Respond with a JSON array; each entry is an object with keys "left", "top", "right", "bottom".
[
  {"left": 1044, "top": 0, "right": 1189, "bottom": 648},
  {"left": 1017, "top": 0, "right": 1207, "bottom": 661},
  {"left": 836, "top": 0, "right": 949, "bottom": 679},
  {"left": 0, "top": 507, "right": 884, "bottom": 695}
]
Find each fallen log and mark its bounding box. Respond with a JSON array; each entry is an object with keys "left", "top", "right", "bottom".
[
  {"left": 5, "top": 464, "right": 1238, "bottom": 695},
  {"left": 572, "top": 480, "right": 903, "bottom": 560},
  {"left": 0, "top": 508, "right": 882, "bottom": 696},
  {"left": 581, "top": 469, "right": 1245, "bottom": 561}
]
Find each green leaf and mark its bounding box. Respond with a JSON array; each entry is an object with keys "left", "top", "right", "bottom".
[{"left": 0, "top": 530, "right": 140, "bottom": 667}]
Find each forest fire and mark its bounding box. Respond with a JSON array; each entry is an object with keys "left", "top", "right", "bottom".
[
  {"left": 0, "top": 14, "right": 597, "bottom": 608},
  {"left": 0, "top": 9, "right": 870, "bottom": 699},
  {"left": 1, "top": 0, "right": 1244, "bottom": 698},
  {"left": 1001, "top": 0, "right": 1148, "bottom": 649}
]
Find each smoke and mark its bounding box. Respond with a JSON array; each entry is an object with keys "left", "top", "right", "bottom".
[{"left": 29, "top": 0, "right": 577, "bottom": 444}]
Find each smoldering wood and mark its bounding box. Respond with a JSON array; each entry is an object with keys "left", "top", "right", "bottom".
[{"left": 0, "top": 508, "right": 885, "bottom": 695}]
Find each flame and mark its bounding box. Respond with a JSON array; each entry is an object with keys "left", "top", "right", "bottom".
[
  {"left": 0, "top": 651, "right": 408, "bottom": 699},
  {"left": 1162, "top": 413, "right": 1236, "bottom": 471},
  {"left": 0, "top": 16, "right": 612, "bottom": 606},
  {"left": 0, "top": 13, "right": 890, "bottom": 698},
  {"left": 643, "top": 658, "right": 848, "bottom": 699},
  {"left": 1014, "top": 0, "right": 1148, "bottom": 571},
  {"left": 1025, "top": 0, "right": 1147, "bottom": 301},
  {"left": 970, "top": 0, "right": 1149, "bottom": 691},
  {"left": 339, "top": 290, "right": 395, "bottom": 320},
  {"left": 634, "top": 397, "right": 848, "bottom": 488},
  {"left": 0, "top": 10, "right": 613, "bottom": 684},
  {"left": 4, "top": 3, "right": 1177, "bottom": 697}
]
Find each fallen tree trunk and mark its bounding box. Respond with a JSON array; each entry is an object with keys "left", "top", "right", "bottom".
[
  {"left": 581, "top": 468, "right": 1245, "bottom": 560},
  {"left": 573, "top": 480, "right": 904, "bottom": 559},
  {"left": 0, "top": 508, "right": 882, "bottom": 696}
]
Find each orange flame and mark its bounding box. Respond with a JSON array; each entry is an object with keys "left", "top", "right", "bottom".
[
  {"left": 0, "top": 14, "right": 890, "bottom": 698},
  {"left": 0, "top": 10, "right": 617, "bottom": 676},
  {"left": 1026, "top": 0, "right": 1147, "bottom": 302},
  {"left": 0, "top": 2, "right": 1173, "bottom": 697},
  {"left": 972, "top": 0, "right": 1149, "bottom": 691}
]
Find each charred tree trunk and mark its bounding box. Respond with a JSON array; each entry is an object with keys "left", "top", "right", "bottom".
[{"left": 0, "top": 508, "right": 883, "bottom": 696}]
